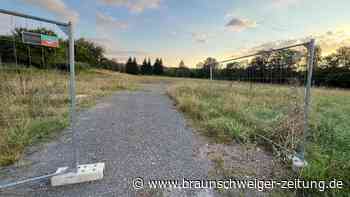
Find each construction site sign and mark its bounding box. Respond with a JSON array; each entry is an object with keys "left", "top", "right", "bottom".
[
  {"left": 22, "top": 31, "right": 59, "bottom": 48},
  {"left": 41, "top": 34, "right": 59, "bottom": 48}
]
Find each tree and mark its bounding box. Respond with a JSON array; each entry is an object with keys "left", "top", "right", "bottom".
[
  {"left": 315, "top": 46, "right": 350, "bottom": 87},
  {"left": 223, "top": 62, "right": 242, "bottom": 80},
  {"left": 100, "top": 58, "right": 121, "bottom": 71},
  {"left": 146, "top": 58, "right": 153, "bottom": 74},
  {"left": 0, "top": 27, "right": 122, "bottom": 72},
  {"left": 201, "top": 57, "right": 219, "bottom": 78},
  {"left": 335, "top": 46, "right": 350, "bottom": 68},
  {"left": 125, "top": 57, "right": 133, "bottom": 74},
  {"left": 140, "top": 58, "right": 148, "bottom": 75},
  {"left": 133, "top": 57, "right": 139, "bottom": 74},
  {"left": 75, "top": 38, "right": 104, "bottom": 66},
  {"left": 153, "top": 58, "right": 164, "bottom": 75},
  {"left": 2, "top": 27, "right": 61, "bottom": 69},
  {"left": 179, "top": 60, "right": 186, "bottom": 68},
  {"left": 264, "top": 49, "right": 301, "bottom": 83},
  {"left": 203, "top": 57, "right": 219, "bottom": 69},
  {"left": 125, "top": 57, "right": 139, "bottom": 75},
  {"left": 176, "top": 60, "right": 191, "bottom": 77},
  {"left": 196, "top": 61, "right": 204, "bottom": 68}
]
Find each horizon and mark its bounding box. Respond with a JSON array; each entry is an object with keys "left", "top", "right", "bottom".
[{"left": 1, "top": 0, "right": 349, "bottom": 67}]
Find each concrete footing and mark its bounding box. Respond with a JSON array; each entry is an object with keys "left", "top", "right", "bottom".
[
  {"left": 292, "top": 156, "right": 308, "bottom": 173},
  {"left": 51, "top": 163, "right": 105, "bottom": 186}
]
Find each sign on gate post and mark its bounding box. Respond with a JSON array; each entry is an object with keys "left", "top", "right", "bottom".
[
  {"left": 22, "top": 31, "right": 41, "bottom": 45},
  {"left": 22, "top": 31, "right": 59, "bottom": 48},
  {"left": 41, "top": 34, "right": 59, "bottom": 48},
  {"left": 0, "top": 8, "right": 104, "bottom": 189}
]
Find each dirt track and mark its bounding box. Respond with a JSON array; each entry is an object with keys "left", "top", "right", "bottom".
[{"left": 0, "top": 84, "right": 214, "bottom": 197}]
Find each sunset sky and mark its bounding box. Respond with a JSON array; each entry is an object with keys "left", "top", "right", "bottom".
[{"left": 1, "top": 0, "right": 349, "bottom": 67}]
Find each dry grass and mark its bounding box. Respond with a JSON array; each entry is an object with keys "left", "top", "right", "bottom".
[
  {"left": 167, "top": 79, "right": 350, "bottom": 195},
  {"left": 0, "top": 66, "right": 136, "bottom": 166},
  {"left": 168, "top": 81, "right": 305, "bottom": 147}
]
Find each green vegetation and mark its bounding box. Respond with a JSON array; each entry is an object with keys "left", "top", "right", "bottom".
[
  {"left": 125, "top": 57, "right": 164, "bottom": 75},
  {"left": 304, "top": 88, "right": 350, "bottom": 188},
  {"left": 0, "top": 65, "right": 136, "bottom": 166},
  {"left": 2, "top": 27, "right": 349, "bottom": 89},
  {"left": 140, "top": 58, "right": 153, "bottom": 75},
  {"left": 0, "top": 28, "right": 123, "bottom": 71},
  {"left": 0, "top": 27, "right": 140, "bottom": 166},
  {"left": 164, "top": 47, "right": 350, "bottom": 89},
  {"left": 168, "top": 80, "right": 350, "bottom": 195}
]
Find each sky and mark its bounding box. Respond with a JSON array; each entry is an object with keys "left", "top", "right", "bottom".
[{"left": 0, "top": 0, "right": 349, "bottom": 67}]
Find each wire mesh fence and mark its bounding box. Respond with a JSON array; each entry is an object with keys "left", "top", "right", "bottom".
[
  {"left": 0, "top": 11, "right": 73, "bottom": 188},
  {"left": 212, "top": 41, "right": 315, "bottom": 161}
]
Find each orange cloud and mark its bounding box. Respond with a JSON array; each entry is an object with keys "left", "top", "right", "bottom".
[
  {"left": 100, "top": 0, "right": 162, "bottom": 13},
  {"left": 221, "top": 26, "right": 350, "bottom": 60},
  {"left": 21, "top": 0, "right": 79, "bottom": 23},
  {"left": 311, "top": 26, "right": 350, "bottom": 55},
  {"left": 225, "top": 17, "right": 257, "bottom": 32},
  {"left": 96, "top": 12, "right": 128, "bottom": 32}
]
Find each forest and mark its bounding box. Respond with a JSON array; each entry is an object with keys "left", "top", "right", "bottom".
[{"left": 0, "top": 28, "right": 349, "bottom": 88}]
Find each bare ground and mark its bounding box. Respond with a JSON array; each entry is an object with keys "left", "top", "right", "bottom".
[{"left": 0, "top": 82, "right": 286, "bottom": 197}]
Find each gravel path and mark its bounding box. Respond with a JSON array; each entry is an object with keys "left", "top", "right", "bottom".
[{"left": 0, "top": 84, "right": 214, "bottom": 197}]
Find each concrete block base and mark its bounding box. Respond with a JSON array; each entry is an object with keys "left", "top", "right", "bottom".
[
  {"left": 292, "top": 156, "right": 308, "bottom": 173},
  {"left": 51, "top": 163, "right": 105, "bottom": 186}
]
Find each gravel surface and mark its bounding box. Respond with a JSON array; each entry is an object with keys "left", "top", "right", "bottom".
[{"left": 0, "top": 84, "right": 215, "bottom": 197}]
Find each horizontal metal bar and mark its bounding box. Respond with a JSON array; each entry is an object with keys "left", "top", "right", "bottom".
[
  {"left": 220, "top": 41, "right": 310, "bottom": 64},
  {"left": 0, "top": 9, "right": 69, "bottom": 27},
  {"left": 0, "top": 168, "right": 69, "bottom": 190}
]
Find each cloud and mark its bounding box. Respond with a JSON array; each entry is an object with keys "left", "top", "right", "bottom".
[
  {"left": 95, "top": 12, "right": 128, "bottom": 53},
  {"left": 21, "top": 0, "right": 79, "bottom": 23},
  {"left": 225, "top": 17, "right": 257, "bottom": 32},
  {"left": 170, "top": 31, "right": 177, "bottom": 36},
  {"left": 96, "top": 12, "right": 128, "bottom": 31},
  {"left": 312, "top": 27, "right": 350, "bottom": 55},
  {"left": 92, "top": 12, "right": 144, "bottom": 62},
  {"left": 225, "top": 26, "right": 350, "bottom": 59},
  {"left": 100, "top": 0, "right": 162, "bottom": 13},
  {"left": 89, "top": 37, "right": 149, "bottom": 62},
  {"left": 269, "top": 0, "right": 302, "bottom": 8},
  {"left": 191, "top": 32, "right": 209, "bottom": 43}
]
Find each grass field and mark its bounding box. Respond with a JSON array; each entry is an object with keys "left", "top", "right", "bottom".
[
  {"left": 0, "top": 65, "right": 136, "bottom": 166},
  {"left": 0, "top": 67, "right": 348, "bottom": 194},
  {"left": 168, "top": 80, "right": 350, "bottom": 194}
]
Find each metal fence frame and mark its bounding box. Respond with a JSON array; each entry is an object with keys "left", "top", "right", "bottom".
[
  {"left": 218, "top": 39, "right": 316, "bottom": 163},
  {"left": 0, "top": 9, "right": 78, "bottom": 189}
]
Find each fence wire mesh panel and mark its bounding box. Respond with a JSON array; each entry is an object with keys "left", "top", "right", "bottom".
[
  {"left": 0, "top": 12, "right": 73, "bottom": 190},
  {"left": 214, "top": 42, "right": 314, "bottom": 160}
]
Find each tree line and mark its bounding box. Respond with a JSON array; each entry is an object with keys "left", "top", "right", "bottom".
[
  {"left": 0, "top": 28, "right": 349, "bottom": 87},
  {"left": 0, "top": 27, "right": 122, "bottom": 71},
  {"left": 162, "top": 47, "right": 350, "bottom": 88},
  {"left": 124, "top": 57, "right": 164, "bottom": 75},
  {"left": 0, "top": 27, "right": 166, "bottom": 75}
]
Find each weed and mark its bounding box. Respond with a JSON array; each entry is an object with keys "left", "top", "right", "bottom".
[
  {"left": 168, "top": 80, "right": 350, "bottom": 195},
  {"left": 0, "top": 66, "right": 136, "bottom": 166}
]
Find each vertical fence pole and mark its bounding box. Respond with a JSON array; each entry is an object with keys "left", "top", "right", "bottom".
[
  {"left": 300, "top": 39, "right": 315, "bottom": 161},
  {"left": 28, "top": 47, "right": 32, "bottom": 66},
  {"left": 68, "top": 21, "right": 78, "bottom": 170},
  {"left": 0, "top": 9, "right": 81, "bottom": 189},
  {"left": 210, "top": 64, "right": 213, "bottom": 80}
]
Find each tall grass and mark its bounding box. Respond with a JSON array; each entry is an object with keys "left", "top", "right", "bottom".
[
  {"left": 168, "top": 80, "right": 350, "bottom": 195},
  {"left": 0, "top": 65, "right": 136, "bottom": 166}
]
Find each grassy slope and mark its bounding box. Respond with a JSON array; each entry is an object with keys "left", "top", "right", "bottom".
[
  {"left": 0, "top": 66, "right": 137, "bottom": 166},
  {"left": 168, "top": 80, "right": 350, "bottom": 195}
]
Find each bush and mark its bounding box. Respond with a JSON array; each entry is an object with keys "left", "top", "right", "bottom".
[{"left": 52, "top": 61, "right": 90, "bottom": 72}]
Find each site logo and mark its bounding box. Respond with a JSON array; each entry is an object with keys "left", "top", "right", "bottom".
[{"left": 41, "top": 34, "right": 59, "bottom": 48}]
